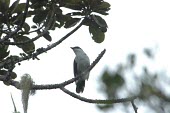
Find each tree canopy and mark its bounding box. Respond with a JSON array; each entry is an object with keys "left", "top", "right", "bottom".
[{"left": 1, "top": 0, "right": 169, "bottom": 113}]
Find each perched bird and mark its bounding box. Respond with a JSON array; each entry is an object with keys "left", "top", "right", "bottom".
[{"left": 71, "top": 46, "right": 90, "bottom": 93}]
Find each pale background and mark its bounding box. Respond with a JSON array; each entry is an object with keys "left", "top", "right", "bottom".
[{"left": 0, "top": 0, "right": 170, "bottom": 113}]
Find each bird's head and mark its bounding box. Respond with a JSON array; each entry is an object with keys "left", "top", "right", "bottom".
[{"left": 71, "top": 46, "right": 83, "bottom": 55}]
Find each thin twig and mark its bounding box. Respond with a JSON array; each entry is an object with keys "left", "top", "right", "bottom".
[
  {"left": 131, "top": 100, "right": 138, "bottom": 113},
  {"left": 10, "top": 93, "right": 17, "bottom": 112}
]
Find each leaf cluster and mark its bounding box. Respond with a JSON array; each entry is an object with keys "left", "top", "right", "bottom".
[
  {"left": 98, "top": 49, "right": 170, "bottom": 113},
  {"left": 0, "top": 0, "right": 110, "bottom": 86}
]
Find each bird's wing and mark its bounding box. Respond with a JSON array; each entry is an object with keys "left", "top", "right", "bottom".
[{"left": 73, "top": 59, "right": 77, "bottom": 78}]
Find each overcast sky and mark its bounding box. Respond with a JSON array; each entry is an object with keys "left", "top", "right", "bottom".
[{"left": 1, "top": 0, "right": 170, "bottom": 113}]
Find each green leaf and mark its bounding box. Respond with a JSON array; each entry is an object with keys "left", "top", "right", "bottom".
[
  {"left": 3, "top": 81, "right": 10, "bottom": 86},
  {"left": 64, "top": 18, "right": 81, "bottom": 28},
  {"left": 30, "top": 0, "right": 47, "bottom": 9},
  {"left": 14, "top": 36, "right": 35, "bottom": 54},
  {"left": 61, "top": 0, "right": 83, "bottom": 10},
  {"left": 92, "top": 15, "right": 107, "bottom": 32},
  {"left": 54, "top": 6, "right": 62, "bottom": 14},
  {"left": 33, "top": 10, "right": 48, "bottom": 23},
  {"left": 11, "top": 13, "right": 24, "bottom": 25},
  {"left": 93, "top": 9, "right": 109, "bottom": 15},
  {"left": 44, "top": 13, "right": 56, "bottom": 30},
  {"left": 93, "top": 2, "right": 110, "bottom": 15},
  {"left": 71, "top": 0, "right": 82, "bottom": 2},
  {"left": 92, "top": 15, "right": 107, "bottom": 28},
  {"left": 27, "top": 10, "right": 36, "bottom": 17},
  {"left": 63, "top": 0, "right": 82, "bottom": 3},
  {"left": 64, "top": 3, "right": 83, "bottom": 10},
  {"left": 31, "top": 25, "right": 37, "bottom": 29},
  {"left": 89, "top": 24, "right": 105, "bottom": 43},
  {"left": 62, "top": 14, "right": 72, "bottom": 20},
  {"left": 11, "top": 72, "right": 17, "bottom": 79},
  {"left": 102, "top": 71, "right": 124, "bottom": 89},
  {"left": 0, "top": 51, "right": 10, "bottom": 61},
  {"left": 23, "top": 22, "right": 30, "bottom": 32},
  {"left": 49, "top": 17, "right": 57, "bottom": 30},
  {"left": 97, "top": 2, "right": 110, "bottom": 10},
  {"left": 30, "top": 0, "right": 38, "bottom": 4},
  {"left": 112, "top": 74, "right": 124, "bottom": 86},
  {"left": 6, "top": 0, "right": 10, "bottom": 7},
  {"left": 88, "top": 0, "right": 103, "bottom": 9},
  {"left": 66, "top": 12, "right": 82, "bottom": 16},
  {"left": 9, "top": 0, "right": 20, "bottom": 14},
  {"left": 12, "top": 3, "right": 26, "bottom": 13},
  {"left": 102, "top": 71, "right": 112, "bottom": 87},
  {"left": 0, "top": 44, "right": 10, "bottom": 61},
  {"left": 0, "top": 70, "right": 18, "bottom": 79},
  {"left": 0, "top": 0, "right": 10, "bottom": 13},
  {"left": 0, "top": 14, "right": 3, "bottom": 24},
  {"left": 0, "top": 70, "right": 7, "bottom": 75},
  {"left": 43, "top": 31, "right": 52, "bottom": 42},
  {"left": 82, "top": 17, "right": 92, "bottom": 26}
]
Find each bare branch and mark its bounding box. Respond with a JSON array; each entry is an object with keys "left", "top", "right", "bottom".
[
  {"left": 60, "top": 87, "right": 138, "bottom": 104},
  {"left": 32, "top": 48, "right": 106, "bottom": 90},
  {"left": 10, "top": 93, "right": 17, "bottom": 112},
  {"left": 89, "top": 49, "right": 106, "bottom": 72},
  {"left": 131, "top": 100, "right": 138, "bottom": 113}
]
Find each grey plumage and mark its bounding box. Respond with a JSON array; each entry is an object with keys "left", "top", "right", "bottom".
[{"left": 71, "top": 46, "right": 90, "bottom": 93}]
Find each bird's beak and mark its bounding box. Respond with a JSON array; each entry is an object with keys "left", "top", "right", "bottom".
[{"left": 70, "top": 47, "right": 73, "bottom": 49}]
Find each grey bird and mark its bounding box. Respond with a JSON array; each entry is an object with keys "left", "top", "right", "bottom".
[{"left": 71, "top": 46, "right": 90, "bottom": 93}]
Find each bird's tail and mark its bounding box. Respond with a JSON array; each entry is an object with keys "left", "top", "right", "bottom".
[{"left": 76, "top": 80, "right": 85, "bottom": 93}]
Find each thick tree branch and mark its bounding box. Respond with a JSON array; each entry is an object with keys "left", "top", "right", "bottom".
[
  {"left": 60, "top": 87, "right": 138, "bottom": 104},
  {"left": 32, "top": 48, "right": 106, "bottom": 90},
  {"left": 0, "top": 75, "right": 20, "bottom": 89}
]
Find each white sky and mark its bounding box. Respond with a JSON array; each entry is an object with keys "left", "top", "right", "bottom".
[{"left": 1, "top": 0, "right": 170, "bottom": 113}]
